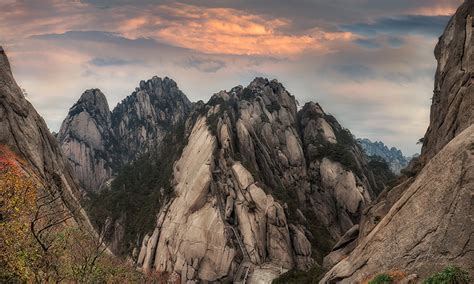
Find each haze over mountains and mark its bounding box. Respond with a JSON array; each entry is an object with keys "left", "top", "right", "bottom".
[{"left": 0, "top": 0, "right": 472, "bottom": 283}]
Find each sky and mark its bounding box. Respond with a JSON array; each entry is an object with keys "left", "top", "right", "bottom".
[{"left": 0, "top": 0, "right": 463, "bottom": 156}]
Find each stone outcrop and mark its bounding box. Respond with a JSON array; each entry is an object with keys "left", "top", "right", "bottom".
[
  {"left": 58, "top": 89, "right": 113, "bottom": 193},
  {"left": 320, "top": 125, "right": 474, "bottom": 283},
  {"left": 357, "top": 138, "right": 410, "bottom": 174},
  {"left": 111, "top": 77, "right": 192, "bottom": 164},
  {"left": 135, "top": 78, "right": 393, "bottom": 282},
  {"left": 321, "top": 2, "right": 474, "bottom": 282},
  {"left": 419, "top": 0, "right": 473, "bottom": 167},
  {"left": 0, "top": 47, "right": 92, "bottom": 242},
  {"left": 298, "top": 102, "right": 387, "bottom": 238},
  {"left": 58, "top": 76, "right": 192, "bottom": 193},
  {"left": 138, "top": 118, "right": 236, "bottom": 281}
]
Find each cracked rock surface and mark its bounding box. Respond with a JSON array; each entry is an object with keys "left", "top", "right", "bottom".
[
  {"left": 321, "top": 2, "right": 474, "bottom": 282},
  {"left": 0, "top": 47, "right": 93, "bottom": 239},
  {"left": 135, "top": 78, "right": 391, "bottom": 281}
]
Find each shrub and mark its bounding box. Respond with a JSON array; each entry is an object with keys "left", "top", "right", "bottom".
[
  {"left": 423, "top": 266, "right": 469, "bottom": 284},
  {"left": 273, "top": 264, "right": 324, "bottom": 284},
  {"left": 368, "top": 273, "right": 393, "bottom": 284},
  {"left": 266, "top": 100, "right": 281, "bottom": 113},
  {"left": 85, "top": 123, "right": 187, "bottom": 256},
  {"left": 247, "top": 200, "right": 257, "bottom": 213},
  {"left": 241, "top": 87, "right": 254, "bottom": 100}
]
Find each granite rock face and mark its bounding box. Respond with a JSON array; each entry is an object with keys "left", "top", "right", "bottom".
[
  {"left": 112, "top": 77, "right": 192, "bottom": 164},
  {"left": 0, "top": 47, "right": 92, "bottom": 241},
  {"left": 58, "top": 89, "right": 113, "bottom": 193},
  {"left": 135, "top": 78, "right": 392, "bottom": 282},
  {"left": 58, "top": 76, "right": 192, "bottom": 193},
  {"left": 357, "top": 138, "right": 410, "bottom": 174},
  {"left": 320, "top": 125, "right": 474, "bottom": 283},
  {"left": 419, "top": 0, "right": 474, "bottom": 167},
  {"left": 321, "top": 2, "right": 474, "bottom": 282}
]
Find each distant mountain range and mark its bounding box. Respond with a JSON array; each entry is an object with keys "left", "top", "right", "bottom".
[{"left": 356, "top": 138, "right": 414, "bottom": 174}]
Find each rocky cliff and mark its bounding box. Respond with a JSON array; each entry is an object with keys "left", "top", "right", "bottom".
[
  {"left": 0, "top": 47, "right": 92, "bottom": 245},
  {"left": 58, "top": 76, "right": 192, "bottom": 193},
  {"left": 133, "top": 78, "right": 394, "bottom": 282},
  {"left": 419, "top": 0, "right": 474, "bottom": 168},
  {"left": 321, "top": 1, "right": 473, "bottom": 282},
  {"left": 112, "top": 76, "right": 192, "bottom": 165},
  {"left": 357, "top": 138, "right": 410, "bottom": 174},
  {"left": 58, "top": 89, "right": 113, "bottom": 193}
]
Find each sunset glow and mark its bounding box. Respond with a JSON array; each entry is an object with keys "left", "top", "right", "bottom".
[{"left": 0, "top": 0, "right": 461, "bottom": 155}]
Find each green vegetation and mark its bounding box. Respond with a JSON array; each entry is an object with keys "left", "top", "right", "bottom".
[
  {"left": 273, "top": 264, "right": 324, "bottom": 284},
  {"left": 309, "top": 121, "right": 363, "bottom": 178},
  {"left": 423, "top": 266, "right": 470, "bottom": 284},
  {"left": 316, "top": 142, "right": 360, "bottom": 176},
  {"left": 205, "top": 97, "right": 236, "bottom": 136},
  {"left": 262, "top": 180, "right": 334, "bottom": 263},
  {"left": 367, "top": 155, "right": 397, "bottom": 192},
  {"left": 368, "top": 274, "right": 394, "bottom": 284},
  {"left": 266, "top": 100, "right": 281, "bottom": 113},
  {"left": 85, "top": 123, "right": 187, "bottom": 256},
  {"left": 301, "top": 209, "right": 334, "bottom": 263},
  {"left": 241, "top": 87, "right": 254, "bottom": 100}
]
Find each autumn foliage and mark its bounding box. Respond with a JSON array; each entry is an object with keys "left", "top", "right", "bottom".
[
  {"left": 0, "top": 145, "right": 143, "bottom": 282},
  {"left": 0, "top": 145, "right": 39, "bottom": 280}
]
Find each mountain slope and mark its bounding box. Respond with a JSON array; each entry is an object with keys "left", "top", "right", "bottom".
[
  {"left": 0, "top": 46, "right": 92, "bottom": 246},
  {"left": 419, "top": 0, "right": 474, "bottom": 168},
  {"left": 321, "top": 2, "right": 474, "bottom": 282},
  {"left": 133, "top": 78, "right": 394, "bottom": 282}
]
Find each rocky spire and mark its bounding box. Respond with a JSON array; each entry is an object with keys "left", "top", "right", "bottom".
[
  {"left": 58, "top": 76, "right": 193, "bottom": 193},
  {"left": 111, "top": 76, "right": 192, "bottom": 164},
  {"left": 419, "top": 0, "right": 474, "bottom": 167},
  {"left": 58, "top": 89, "right": 113, "bottom": 193}
]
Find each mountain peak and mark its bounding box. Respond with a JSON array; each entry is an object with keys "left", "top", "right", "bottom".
[
  {"left": 356, "top": 138, "right": 410, "bottom": 174},
  {"left": 419, "top": 0, "right": 473, "bottom": 167},
  {"left": 301, "top": 101, "right": 325, "bottom": 116},
  {"left": 75, "top": 88, "right": 110, "bottom": 115},
  {"left": 0, "top": 46, "right": 17, "bottom": 93},
  {"left": 136, "top": 76, "right": 180, "bottom": 96},
  {"left": 247, "top": 77, "right": 285, "bottom": 93}
]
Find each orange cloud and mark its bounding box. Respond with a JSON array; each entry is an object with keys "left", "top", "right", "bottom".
[
  {"left": 1, "top": 1, "right": 353, "bottom": 57},
  {"left": 411, "top": 2, "right": 462, "bottom": 16},
  {"left": 413, "top": 7, "right": 456, "bottom": 16},
  {"left": 125, "top": 3, "right": 353, "bottom": 56}
]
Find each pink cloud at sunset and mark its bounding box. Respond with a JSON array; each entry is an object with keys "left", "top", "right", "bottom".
[{"left": 0, "top": 0, "right": 461, "bottom": 155}]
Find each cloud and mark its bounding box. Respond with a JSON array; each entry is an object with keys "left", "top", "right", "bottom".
[
  {"left": 182, "top": 57, "right": 226, "bottom": 73},
  {"left": 331, "top": 64, "right": 375, "bottom": 80},
  {"left": 1, "top": 0, "right": 460, "bottom": 156},
  {"left": 30, "top": 30, "right": 157, "bottom": 47},
  {"left": 141, "top": 3, "right": 353, "bottom": 56},
  {"left": 354, "top": 38, "right": 382, "bottom": 49},
  {"left": 89, "top": 57, "right": 138, "bottom": 66},
  {"left": 341, "top": 15, "right": 451, "bottom": 37},
  {"left": 386, "top": 36, "right": 405, "bottom": 48}
]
